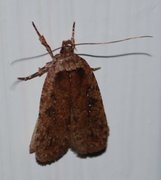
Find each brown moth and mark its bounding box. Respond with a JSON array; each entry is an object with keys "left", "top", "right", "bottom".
[{"left": 18, "top": 22, "right": 109, "bottom": 165}]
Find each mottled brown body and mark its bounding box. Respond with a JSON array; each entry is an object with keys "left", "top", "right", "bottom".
[{"left": 18, "top": 23, "right": 109, "bottom": 165}]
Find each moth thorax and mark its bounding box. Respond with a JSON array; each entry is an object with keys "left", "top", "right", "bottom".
[{"left": 60, "top": 40, "right": 74, "bottom": 55}]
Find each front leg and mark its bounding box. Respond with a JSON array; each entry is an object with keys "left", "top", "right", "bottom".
[
  {"left": 91, "top": 67, "right": 101, "bottom": 71},
  {"left": 18, "top": 62, "right": 52, "bottom": 81},
  {"left": 32, "top": 22, "right": 55, "bottom": 61}
]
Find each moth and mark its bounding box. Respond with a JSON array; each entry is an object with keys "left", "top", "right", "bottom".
[{"left": 18, "top": 22, "right": 109, "bottom": 165}]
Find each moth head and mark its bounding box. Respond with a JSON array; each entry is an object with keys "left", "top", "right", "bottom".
[{"left": 60, "top": 40, "right": 75, "bottom": 54}]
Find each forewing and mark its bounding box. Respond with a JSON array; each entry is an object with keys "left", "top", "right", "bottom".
[
  {"left": 30, "top": 64, "right": 71, "bottom": 164},
  {"left": 29, "top": 54, "right": 109, "bottom": 163},
  {"left": 69, "top": 56, "right": 109, "bottom": 155}
]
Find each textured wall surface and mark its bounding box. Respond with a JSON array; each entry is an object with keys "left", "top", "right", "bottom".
[{"left": 0, "top": 0, "right": 160, "bottom": 180}]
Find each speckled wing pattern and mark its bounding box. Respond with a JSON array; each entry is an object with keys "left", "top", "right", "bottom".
[{"left": 30, "top": 53, "right": 109, "bottom": 164}]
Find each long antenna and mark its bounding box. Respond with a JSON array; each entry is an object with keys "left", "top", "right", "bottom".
[
  {"left": 11, "top": 35, "right": 152, "bottom": 64},
  {"left": 75, "top": 35, "right": 152, "bottom": 46}
]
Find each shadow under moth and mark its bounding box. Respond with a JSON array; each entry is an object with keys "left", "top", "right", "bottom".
[
  {"left": 18, "top": 22, "right": 151, "bottom": 165},
  {"left": 18, "top": 22, "right": 109, "bottom": 165}
]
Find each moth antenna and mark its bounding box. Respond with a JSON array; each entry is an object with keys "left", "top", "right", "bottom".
[
  {"left": 12, "top": 35, "right": 152, "bottom": 63},
  {"left": 75, "top": 35, "right": 153, "bottom": 46}
]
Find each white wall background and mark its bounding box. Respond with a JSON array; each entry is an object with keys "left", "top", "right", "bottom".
[{"left": 0, "top": 0, "right": 160, "bottom": 180}]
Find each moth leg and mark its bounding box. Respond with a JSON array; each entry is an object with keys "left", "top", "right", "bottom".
[
  {"left": 91, "top": 67, "right": 101, "bottom": 71},
  {"left": 71, "top": 22, "right": 76, "bottom": 46},
  {"left": 32, "top": 22, "right": 55, "bottom": 61},
  {"left": 18, "top": 62, "right": 51, "bottom": 81}
]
